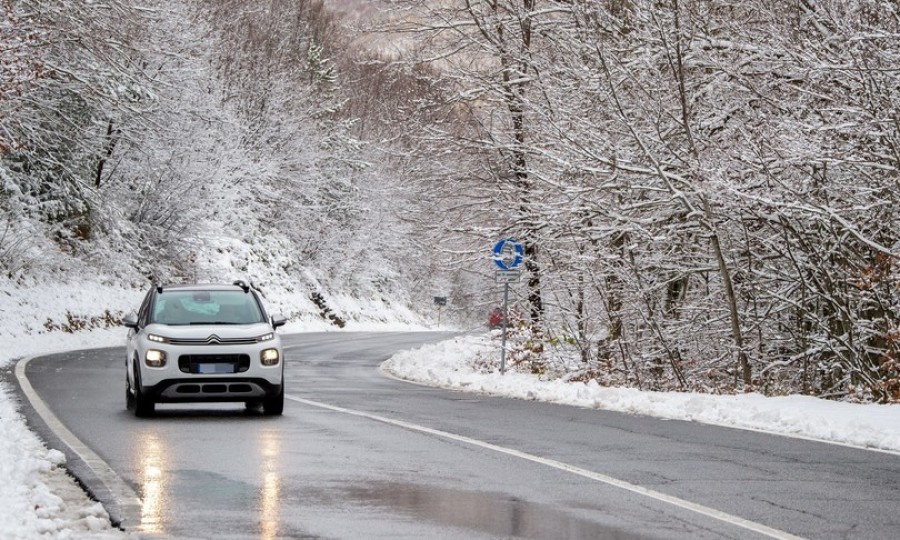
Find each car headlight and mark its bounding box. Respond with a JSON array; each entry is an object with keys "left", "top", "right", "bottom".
[
  {"left": 145, "top": 349, "right": 167, "bottom": 367},
  {"left": 260, "top": 348, "right": 280, "bottom": 366},
  {"left": 257, "top": 332, "right": 274, "bottom": 342},
  {"left": 147, "top": 334, "right": 169, "bottom": 343}
]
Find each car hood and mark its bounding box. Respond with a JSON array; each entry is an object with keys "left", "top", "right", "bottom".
[{"left": 145, "top": 322, "right": 276, "bottom": 340}]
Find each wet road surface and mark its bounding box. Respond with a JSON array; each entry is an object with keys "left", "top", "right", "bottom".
[{"left": 15, "top": 332, "right": 900, "bottom": 539}]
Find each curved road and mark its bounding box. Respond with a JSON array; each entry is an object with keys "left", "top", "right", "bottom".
[{"left": 13, "top": 332, "right": 900, "bottom": 539}]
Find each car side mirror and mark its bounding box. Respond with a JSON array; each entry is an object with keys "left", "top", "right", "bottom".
[
  {"left": 271, "top": 315, "right": 287, "bottom": 329},
  {"left": 123, "top": 313, "right": 139, "bottom": 329}
]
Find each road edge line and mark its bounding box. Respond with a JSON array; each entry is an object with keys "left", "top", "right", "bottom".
[{"left": 15, "top": 355, "right": 143, "bottom": 530}]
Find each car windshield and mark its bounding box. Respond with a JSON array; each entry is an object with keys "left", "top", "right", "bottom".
[{"left": 151, "top": 290, "right": 265, "bottom": 325}]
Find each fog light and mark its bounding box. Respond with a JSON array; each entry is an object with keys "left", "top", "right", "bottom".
[
  {"left": 145, "top": 349, "right": 167, "bottom": 367},
  {"left": 260, "top": 348, "right": 280, "bottom": 366}
]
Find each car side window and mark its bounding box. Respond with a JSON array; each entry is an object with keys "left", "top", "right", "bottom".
[
  {"left": 251, "top": 292, "right": 269, "bottom": 322},
  {"left": 136, "top": 290, "right": 153, "bottom": 328}
]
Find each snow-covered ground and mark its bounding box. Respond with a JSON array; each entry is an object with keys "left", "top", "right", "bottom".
[
  {"left": 2, "top": 326, "right": 134, "bottom": 540},
  {"left": 2, "top": 287, "right": 899, "bottom": 538}
]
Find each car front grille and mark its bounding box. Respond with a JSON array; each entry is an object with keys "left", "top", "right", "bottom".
[
  {"left": 178, "top": 354, "right": 251, "bottom": 374},
  {"left": 168, "top": 336, "right": 260, "bottom": 346}
]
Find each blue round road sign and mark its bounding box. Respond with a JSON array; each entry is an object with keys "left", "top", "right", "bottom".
[{"left": 493, "top": 239, "right": 524, "bottom": 270}]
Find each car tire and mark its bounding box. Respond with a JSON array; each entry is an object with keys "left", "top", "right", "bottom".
[
  {"left": 262, "top": 387, "right": 284, "bottom": 416},
  {"left": 125, "top": 377, "right": 135, "bottom": 411},
  {"left": 133, "top": 363, "right": 155, "bottom": 418}
]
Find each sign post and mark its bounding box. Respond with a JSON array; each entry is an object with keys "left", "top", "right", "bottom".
[
  {"left": 433, "top": 296, "right": 447, "bottom": 326},
  {"left": 493, "top": 239, "right": 524, "bottom": 374}
]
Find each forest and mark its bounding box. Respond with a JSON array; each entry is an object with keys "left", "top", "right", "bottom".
[{"left": 2, "top": 1, "right": 898, "bottom": 402}]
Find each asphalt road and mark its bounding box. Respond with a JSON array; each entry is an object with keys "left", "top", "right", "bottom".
[{"left": 14, "top": 332, "right": 900, "bottom": 539}]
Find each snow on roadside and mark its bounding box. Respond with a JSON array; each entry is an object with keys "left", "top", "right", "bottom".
[
  {"left": 381, "top": 334, "right": 900, "bottom": 454},
  {"left": 0, "top": 279, "right": 137, "bottom": 540},
  {"left": 0, "top": 387, "right": 126, "bottom": 539},
  {"left": 0, "top": 317, "right": 140, "bottom": 540}
]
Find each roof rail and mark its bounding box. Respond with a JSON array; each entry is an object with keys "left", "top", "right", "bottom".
[{"left": 233, "top": 280, "right": 250, "bottom": 293}]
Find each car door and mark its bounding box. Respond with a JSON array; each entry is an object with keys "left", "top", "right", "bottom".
[{"left": 126, "top": 289, "right": 153, "bottom": 385}]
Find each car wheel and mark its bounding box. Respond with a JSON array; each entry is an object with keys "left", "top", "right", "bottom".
[
  {"left": 133, "top": 363, "right": 155, "bottom": 418},
  {"left": 262, "top": 387, "right": 284, "bottom": 416}
]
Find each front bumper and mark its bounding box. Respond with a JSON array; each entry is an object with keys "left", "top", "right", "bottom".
[{"left": 143, "top": 377, "right": 283, "bottom": 403}]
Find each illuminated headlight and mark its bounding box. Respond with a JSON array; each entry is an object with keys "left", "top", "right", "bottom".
[
  {"left": 260, "top": 348, "right": 280, "bottom": 366},
  {"left": 257, "top": 333, "right": 274, "bottom": 342},
  {"left": 145, "top": 349, "right": 167, "bottom": 367},
  {"left": 148, "top": 334, "right": 168, "bottom": 343}
]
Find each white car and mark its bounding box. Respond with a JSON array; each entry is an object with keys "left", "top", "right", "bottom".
[{"left": 123, "top": 281, "right": 287, "bottom": 417}]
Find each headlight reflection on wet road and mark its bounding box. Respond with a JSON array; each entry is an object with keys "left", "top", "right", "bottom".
[
  {"left": 137, "top": 432, "right": 168, "bottom": 535},
  {"left": 259, "top": 428, "right": 281, "bottom": 540}
]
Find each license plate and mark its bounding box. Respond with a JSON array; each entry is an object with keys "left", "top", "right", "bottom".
[{"left": 198, "top": 363, "right": 234, "bottom": 374}]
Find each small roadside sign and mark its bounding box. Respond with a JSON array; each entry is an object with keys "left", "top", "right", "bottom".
[
  {"left": 495, "top": 270, "right": 522, "bottom": 283},
  {"left": 433, "top": 296, "right": 447, "bottom": 326},
  {"left": 492, "top": 238, "right": 525, "bottom": 375}
]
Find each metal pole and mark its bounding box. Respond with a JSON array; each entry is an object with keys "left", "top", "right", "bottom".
[{"left": 500, "top": 281, "right": 510, "bottom": 374}]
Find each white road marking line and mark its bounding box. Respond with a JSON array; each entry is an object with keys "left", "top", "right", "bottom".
[
  {"left": 287, "top": 394, "right": 805, "bottom": 540},
  {"left": 15, "top": 354, "right": 143, "bottom": 530}
]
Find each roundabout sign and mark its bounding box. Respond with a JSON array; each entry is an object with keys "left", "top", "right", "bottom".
[
  {"left": 491, "top": 238, "right": 524, "bottom": 374},
  {"left": 493, "top": 238, "right": 524, "bottom": 270}
]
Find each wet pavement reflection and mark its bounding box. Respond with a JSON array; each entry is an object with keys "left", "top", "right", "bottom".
[
  {"left": 258, "top": 428, "right": 281, "bottom": 540},
  {"left": 342, "top": 481, "right": 650, "bottom": 540},
  {"left": 126, "top": 404, "right": 656, "bottom": 539},
  {"left": 132, "top": 420, "right": 286, "bottom": 539},
  {"left": 136, "top": 431, "right": 169, "bottom": 535}
]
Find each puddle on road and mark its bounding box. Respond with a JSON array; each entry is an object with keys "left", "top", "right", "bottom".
[{"left": 342, "top": 481, "right": 649, "bottom": 540}]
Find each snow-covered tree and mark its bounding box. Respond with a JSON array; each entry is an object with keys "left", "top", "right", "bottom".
[{"left": 378, "top": 0, "right": 899, "bottom": 399}]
